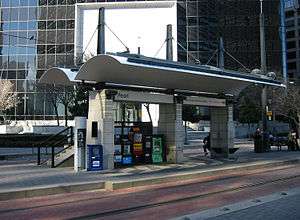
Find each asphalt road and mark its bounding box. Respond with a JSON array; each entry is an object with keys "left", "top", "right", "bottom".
[{"left": 0, "top": 164, "right": 300, "bottom": 220}]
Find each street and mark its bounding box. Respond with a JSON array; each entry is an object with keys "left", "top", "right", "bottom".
[{"left": 0, "top": 163, "right": 299, "bottom": 220}]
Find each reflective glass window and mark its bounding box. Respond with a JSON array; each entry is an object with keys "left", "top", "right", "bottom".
[
  {"left": 1, "top": 0, "right": 10, "bottom": 7},
  {"left": 19, "top": 22, "right": 28, "bottom": 31},
  {"left": 19, "top": 8, "right": 29, "bottom": 21},
  {"left": 26, "top": 93, "right": 35, "bottom": 115},
  {"left": 56, "top": 20, "right": 65, "bottom": 29},
  {"left": 7, "top": 70, "right": 16, "bottom": 79},
  {"left": 39, "top": 0, "right": 47, "bottom": 6},
  {"left": 28, "top": 21, "right": 37, "bottom": 30},
  {"left": 28, "top": 0, "right": 38, "bottom": 6},
  {"left": 17, "top": 70, "right": 26, "bottom": 79},
  {"left": 10, "top": 8, "right": 19, "bottom": 21},
  {"left": 16, "top": 94, "right": 25, "bottom": 115},
  {"left": 1, "top": 9, "right": 10, "bottom": 22},
  {"left": 47, "top": 7, "right": 57, "bottom": 20},
  {"left": 28, "top": 7, "right": 37, "bottom": 20},
  {"left": 17, "top": 80, "right": 26, "bottom": 92},
  {"left": 10, "top": 22, "right": 19, "bottom": 30},
  {"left": 2, "top": 22, "right": 10, "bottom": 31},
  {"left": 10, "top": 0, "right": 20, "bottom": 7}
]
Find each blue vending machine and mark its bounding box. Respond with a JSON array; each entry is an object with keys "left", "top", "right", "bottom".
[{"left": 87, "top": 145, "right": 103, "bottom": 171}]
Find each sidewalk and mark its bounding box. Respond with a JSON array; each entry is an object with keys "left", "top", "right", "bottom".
[{"left": 0, "top": 144, "right": 300, "bottom": 201}]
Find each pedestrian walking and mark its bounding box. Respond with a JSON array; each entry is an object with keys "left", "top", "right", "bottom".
[
  {"left": 203, "top": 133, "right": 211, "bottom": 156},
  {"left": 254, "top": 128, "right": 263, "bottom": 153}
]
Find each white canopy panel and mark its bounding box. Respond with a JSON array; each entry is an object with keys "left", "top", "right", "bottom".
[{"left": 39, "top": 54, "right": 284, "bottom": 95}]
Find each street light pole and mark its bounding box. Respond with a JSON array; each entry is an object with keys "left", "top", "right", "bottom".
[{"left": 259, "top": 0, "right": 268, "bottom": 151}]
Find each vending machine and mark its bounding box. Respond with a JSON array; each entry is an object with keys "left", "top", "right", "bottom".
[
  {"left": 87, "top": 145, "right": 103, "bottom": 171},
  {"left": 114, "top": 126, "right": 122, "bottom": 167},
  {"left": 152, "top": 135, "right": 164, "bottom": 163},
  {"left": 144, "top": 135, "right": 152, "bottom": 163},
  {"left": 122, "top": 126, "right": 133, "bottom": 165},
  {"left": 130, "top": 126, "right": 144, "bottom": 164}
]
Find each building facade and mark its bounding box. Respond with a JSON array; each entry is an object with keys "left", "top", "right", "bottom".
[
  {"left": 285, "top": 0, "right": 300, "bottom": 79},
  {"left": 0, "top": 0, "right": 282, "bottom": 121}
]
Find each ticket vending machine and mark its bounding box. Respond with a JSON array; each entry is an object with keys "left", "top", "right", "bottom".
[{"left": 87, "top": 145, "right": 103, "bottom": 171}]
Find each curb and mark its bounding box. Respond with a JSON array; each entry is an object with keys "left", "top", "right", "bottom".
[
  {"left": 105, "top": 159, "right": 300, "bottom": 190},
  {"left": 0, "top": 181, "right": 105, "bottom": 201}
]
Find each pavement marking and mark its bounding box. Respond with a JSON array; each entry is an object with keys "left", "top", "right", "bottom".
[{"left": 174, "top": 187, "right": 300, "bottom": 220}]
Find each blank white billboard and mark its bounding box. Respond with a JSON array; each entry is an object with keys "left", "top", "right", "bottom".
[{"left": 75, "top": 1, "right": 177, "bottom": 62}]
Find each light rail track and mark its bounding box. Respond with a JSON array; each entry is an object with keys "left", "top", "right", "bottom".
[{"left": 69, "top": 172, "right": 300, "bottom": 220}]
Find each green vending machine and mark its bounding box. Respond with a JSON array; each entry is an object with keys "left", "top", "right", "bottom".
[{"left": 152, "top": 135, "right": 164, "bottom": 163}]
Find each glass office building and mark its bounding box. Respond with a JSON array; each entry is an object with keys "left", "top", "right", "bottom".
[
  {"left": 0, "top": 0, "right": 282, "bottom": 121},
  {"left": 185, "top": 0, "right": 281, "bottom": 73},
  {"left": 285, "top": 0, "right": 300, "bottom": 79}
]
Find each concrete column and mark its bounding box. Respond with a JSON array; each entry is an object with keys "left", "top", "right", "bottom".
[
  {"left": 86, "top": 90, "right": 115, "bottom": 170},
  {"left": 210, "top": 104, "right": 234, "bottom": 158},
  {"left": 74, "top": 117, "right": 87, "bottom": 172},
  {"left": 158, "top": 102, "right": 184, "bottom": 163}
]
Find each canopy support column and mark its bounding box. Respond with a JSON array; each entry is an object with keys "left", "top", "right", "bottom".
[
  {"left": 86, "top": 90, "right": 115, "bottom": 170},
  {"left": 158, "top": 97, "right": 184, "bottom": 163},
  {"left": 210, "top": 104, "right": 234, "bottom": 158}
]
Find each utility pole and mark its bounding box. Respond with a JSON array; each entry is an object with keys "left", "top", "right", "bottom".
[
  {"left": 218, "top": 37, "right": 225, "bottom": 69},
  {"left": 280, "top": 0, "right": 288, "bottom": 85},
  {"left": 166, "top": 24, "right": 173, "bottom": 61},
  {"left": 97, "top": 7, "right": 105, "bottom": 55},
  {"left": 260, "top": 0, "right": 268, "bottom": 152}
]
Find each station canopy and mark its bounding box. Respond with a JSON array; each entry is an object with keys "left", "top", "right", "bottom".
[{"left": 39, "top": 53, "right": 284, "bottom": 96}]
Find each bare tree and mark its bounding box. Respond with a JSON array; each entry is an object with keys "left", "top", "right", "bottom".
[
  {"left": 43, "top": 84, "right": 75, "bottom": 127},
  {"left": 271, "top": 85, "right": 300, "bottom": 136},
  {"left": 57, "top": 86, "right": 75, "bottom": 127},
  {"left": 0, "top": 80, "right": 18, "bottom": 124},
  {"left": 44, "top": 84, "right": 61, "bottom": 126}
]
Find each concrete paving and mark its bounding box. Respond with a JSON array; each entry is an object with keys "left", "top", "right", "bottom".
[
  {"left": 207, "top": 194, "right": 300, "bottom": 220},
  {"left": 0, "top": 143, "right": 300, "bottom": 200},
  {"left": 176, "top": 187, "right": 300, "bottom": 220}
]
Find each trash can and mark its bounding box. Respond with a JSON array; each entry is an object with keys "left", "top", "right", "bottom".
[{"left": 87, "top": 145, "right": 103, "bottom": 171}]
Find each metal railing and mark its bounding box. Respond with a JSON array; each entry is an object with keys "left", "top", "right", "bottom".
[{"left": 36, "top": 126, "right": 74, "bottom": 168}]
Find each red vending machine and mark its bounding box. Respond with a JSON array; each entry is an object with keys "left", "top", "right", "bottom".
[{"left": 130, "top": 126, "right": 144, "bottom": 164}]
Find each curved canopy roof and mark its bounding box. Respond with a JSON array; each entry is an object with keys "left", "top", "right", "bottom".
[
  {"left": 39, "top": 67, "right": 78, "bottom": 86},
  {"left": 39, "top": 54, "right": 284, "bottom": 95}
]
